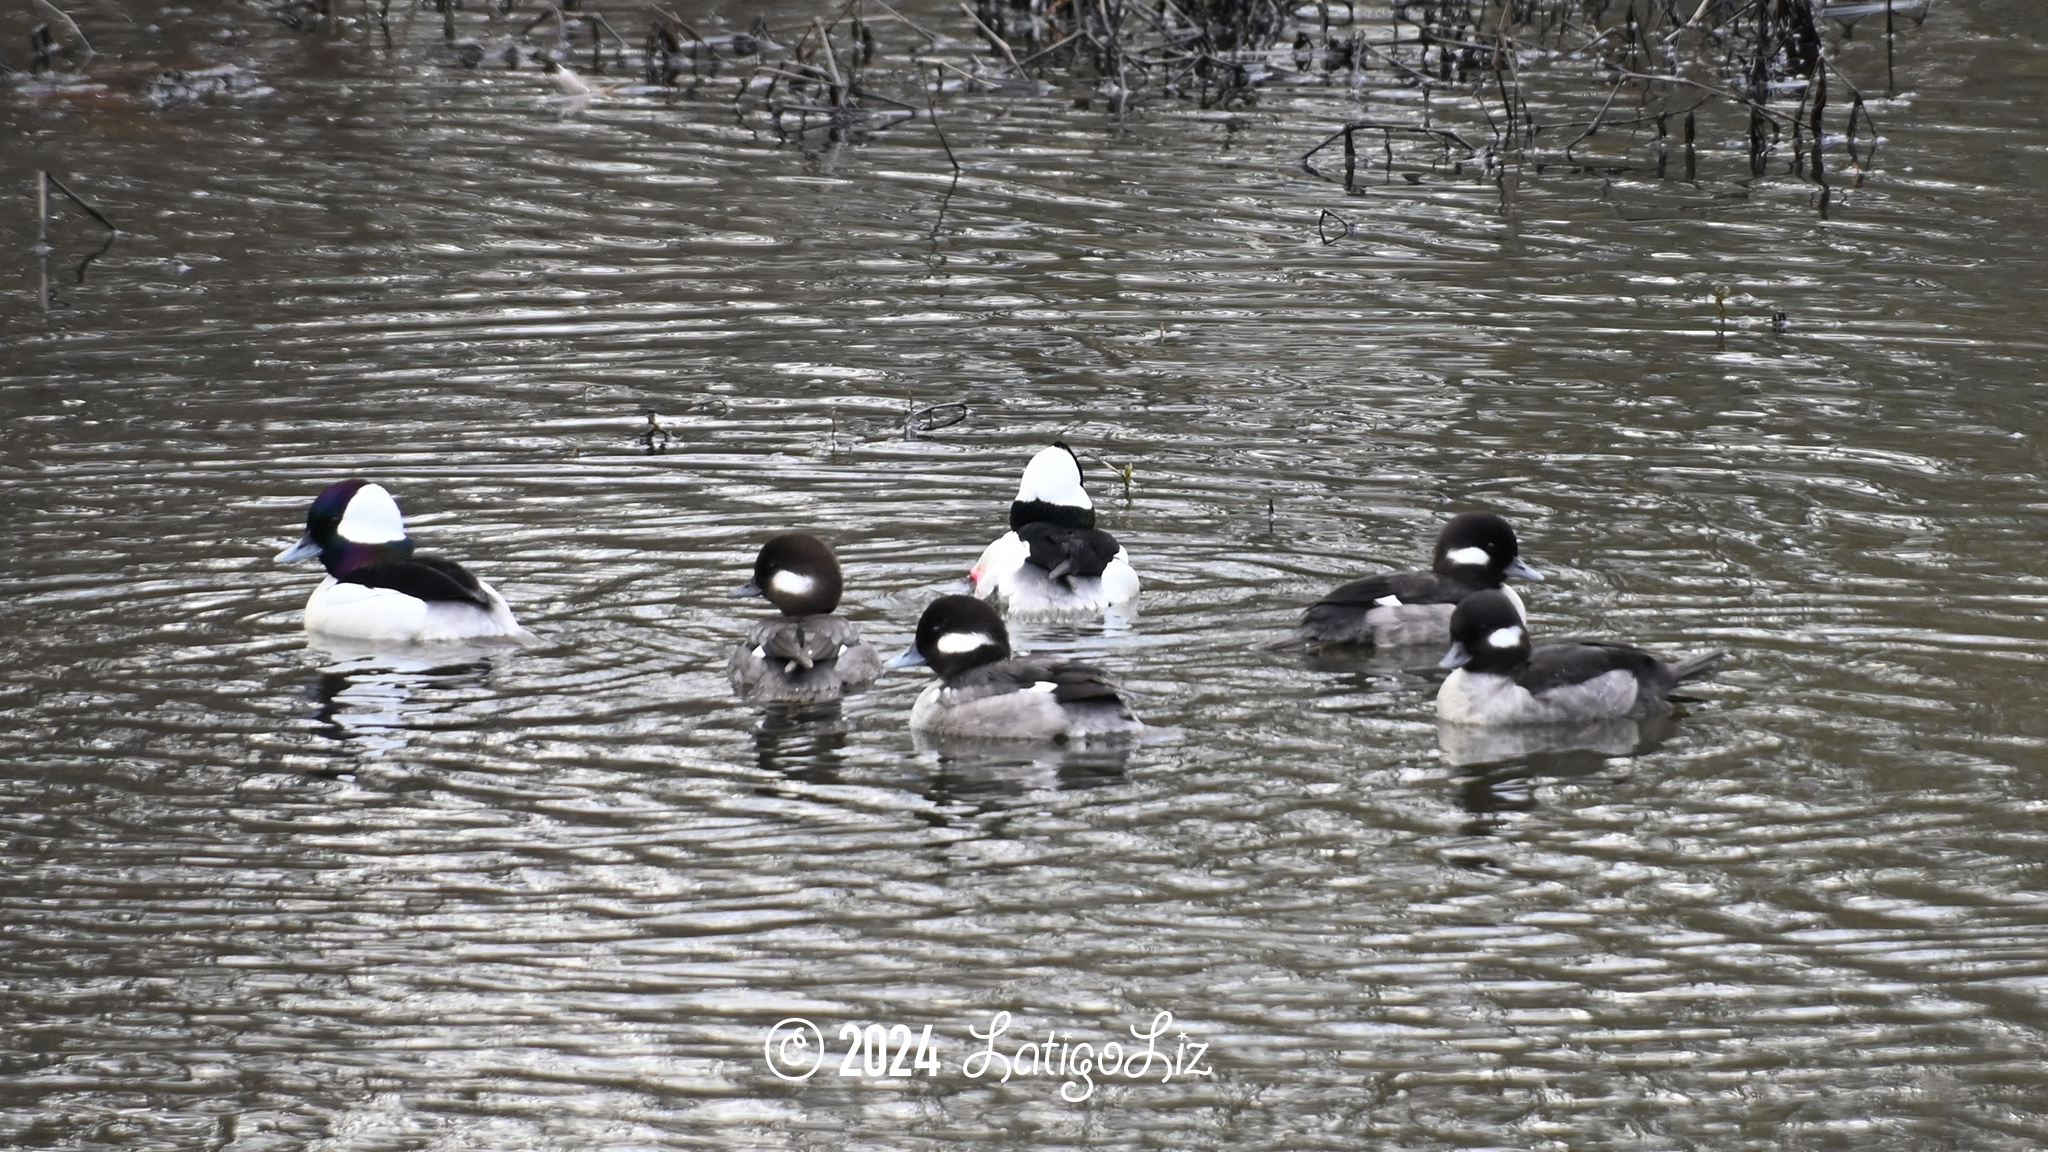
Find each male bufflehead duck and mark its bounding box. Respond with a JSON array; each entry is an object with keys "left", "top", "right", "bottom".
[
  {"left": 275, "top": 479, "right": 537, "bottom": 645},
  {"left": 727, "top": 533, "right": 882, "bottom": 704},
  {"left": 1288, "top": 512, "right": 1542, "bottom": 649},
  {"left": 969, "top": 443, "right": 1140, "bottom": 617},
  {"left": 890, "top": 595, "right": 1145, "bottom": 741},
  {"left": 1436, "top": 589, "right": 1726, "bottom": 726}
]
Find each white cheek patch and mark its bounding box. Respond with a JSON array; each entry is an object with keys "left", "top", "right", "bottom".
[
  {"left": 1486, "top": 625, "right": 1525, "bottom": 650},
  {"left": 1016, "top": 445, "right": 1091, "bottom": 509},
  {"left": 1444, "top": 545, "right": 1491, "bottom": 568},
  {"left": 337, "top": 483, "right": 408, "bottom": 544},
  {"left": 934, "top": 631, "right": 995, "bottom": 655},
  {"left": 768, "top": 570, "right": 816, "bottom": 599}
]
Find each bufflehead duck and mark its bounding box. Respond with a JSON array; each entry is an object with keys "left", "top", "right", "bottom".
[
  {"left": 727, "top": 533, "right": 882, "bottom": 704},
  {"left": 275, "top": 479, "right": 537, "bottom": 645},
  {"left": 889, "top": 595, "right": 1145, "bottom": 741},
  {"left": 969, "top": 443, "right": 1140, "bottom": 617},
  {"left": 1287, "top": 512, "right": 1542, "bottom": 649},
  {"left": 1436, "top": 589, "right": 1726, "bottom": 725}
]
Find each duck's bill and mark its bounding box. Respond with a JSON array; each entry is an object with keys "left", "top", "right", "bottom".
[
  {"left": 1438, "top": 641, "right": 1472, "bottom": 669},
  {"left": 1505, "top": 558, "right": 1544, "bottom": 581},
  {"left": 732, "top": 579, "right": 763, "bottom": 598},
  {"left": 275, "top": 534, "right": 321, "bottom": 562},
  {"left": 885, "top": 645, "right": 926, "bottom": 669}
]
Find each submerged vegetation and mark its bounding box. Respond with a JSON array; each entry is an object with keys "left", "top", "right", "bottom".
[{"left": 10, "top": 0, "right": 1932, "bottom": 209}]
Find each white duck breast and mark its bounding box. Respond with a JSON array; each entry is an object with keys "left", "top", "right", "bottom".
[
  {"left": 303, "top": 575, "right": 533, "bottom": 644},
  {"left": 1436, "top": 666, "right": 1642, "bottom": 726},
  {"left": 909, "top": 681, "right": 1074, "bottom": 740},
  {"left": 908, "top": 664, "right": 1144, "bottom": 741},
  {"left": 971, "top": 535, "right": 1141, "bottom": 616}
]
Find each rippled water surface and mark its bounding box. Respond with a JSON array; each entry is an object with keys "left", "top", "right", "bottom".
[{"left": 5, "top": 0, "right": 2048, "bottom": 1147}]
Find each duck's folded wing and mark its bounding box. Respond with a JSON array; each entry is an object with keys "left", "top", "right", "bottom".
[
  {"left": 1015, "top": 523, "right": 1122, "bottom": 581},
  {"left": 1316, "top": 568, "right": 1459, "bottom": 607},
  {"left": 749, "top": 615, "right": 868, "bottom": 670},
  {"left": 1040, "top": 661, "right": 1128, "bottom": 706},
  {"left": 339, "top": 555, "right": 493, "bottom": 609},
  {"left": 1517, "top": 641, "right": 1656, "bottom": 694}
]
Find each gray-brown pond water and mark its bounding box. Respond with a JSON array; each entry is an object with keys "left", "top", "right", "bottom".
[{"left": 3, "top": 0, "right": 2047, "bottom": 1147}]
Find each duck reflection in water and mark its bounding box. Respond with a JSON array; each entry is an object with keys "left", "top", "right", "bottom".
[
  {"left": 915, "top": 733, "right": 1135, "bottom": 800},
  {"left": 751, "top": 702, "right": 853, "bottom": 785},
  {"left": 305, "top": 638, "right": 495, "bottom": 752},
  {"left": 1444, "top": 715, "right": 1678, "bottom": 827}
]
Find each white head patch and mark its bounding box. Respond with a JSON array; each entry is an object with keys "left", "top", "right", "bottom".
[
  {"left": 337, "top": 483, "right": 408, "bottom": 544},
  {"left": 1015, "top": 445, "right": 1090, "bottom": 509},
  {"left": 1444, "top": 545, "right": 1491, "bottom": 569},
  {"left": 935, "top": 631, "right": 995, "bottom": 655},
  {"left": 768, "top": 570, "right": 816, "bottom": 599},
  {"left": 1486, "top": 625, "right": 1525, "bottom": 651}
]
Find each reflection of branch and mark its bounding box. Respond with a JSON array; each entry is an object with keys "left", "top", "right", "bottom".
[
  {"left": 1561, "top": 78, "right": 1624, "bottom": 157},
  {"left": 38, "top": 168, "right": 116, "bottom": 279},
  {"left": 75, "top": 227, "right": 116, "bottom": 283},
  {"left": 1608, "top": 68, "right": 1784, "bottom": 124},
  {"left": 956, "top": 0, "right": 1018, "bottom": 69},
  {"left": 927, "top": 66, "right": 959, "bottom": 172},
  {"left": 1300, "top": 121, "right": 1478, "bottom": 164}
]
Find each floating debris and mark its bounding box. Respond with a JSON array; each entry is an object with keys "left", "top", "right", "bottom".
[
  {"left": 28, "top": 0, "right": 92, "bottom": 70},
  {"left": 145, "top": 65, "right": 271, "bottom": 109},
  {"left": 904, "top": 402, "right": 968, "bottom": 439}
]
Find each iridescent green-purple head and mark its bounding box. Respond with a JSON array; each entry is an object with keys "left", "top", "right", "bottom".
[{"left": 275, "top": 478, "right": 415, "bottom": 575}]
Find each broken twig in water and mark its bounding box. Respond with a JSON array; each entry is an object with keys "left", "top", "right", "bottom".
[
  {"left": 927, "top": 66, "right": 960, "bottom": 171},
  {"left": 904, "top": 402, "right": 968, "bottom": 439},
  {"left": 36, "top": 171, "right": 116, "bottom": 312},
  {"left": 38, "top": 171, "right": 116, "bottom": 239}
]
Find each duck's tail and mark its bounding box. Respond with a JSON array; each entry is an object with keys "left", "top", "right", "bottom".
[
  {"left": 1256, "top": 630, "right": 1315, "bottom": 653},
  {"left": 1668, "top": 650, "right": 1728, "bottom": 683}
]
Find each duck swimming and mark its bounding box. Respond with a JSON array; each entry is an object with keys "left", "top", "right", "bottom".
[
  {"left": 969, "top": 443, "right": 1141, "bottom": 617},
  {"left": 727, "top": 533, "right": 882, "bottom": 704},
  {"left": 275, "top": 479, "right": 537, "bottom": 646},
  {"left": 1436, "top": 589, "right": 1725, "bottom": 725},
  {"left": 1287, "top": 512, "right": 1541, "bottom": 649},
  {"left": 890, "top": 595, "right": 1145, "bottom": 741}
]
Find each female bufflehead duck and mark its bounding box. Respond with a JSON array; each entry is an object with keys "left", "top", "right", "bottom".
[
  {"left": 969, "top": 443, "right": 1140, "bottom": 617},
  {"left": 1436, "top": 589, "right": 1725, "bottom": 726},
  {"left": 1288, "top": 512, "right": 1542, "bottom": 649},
  {"left": 890, "top": 595, "right": 1145, "bottom": 741},
  {"left": 275, "top": 479, "right": 537, "bottom": 645},
  {"left": 727, "top": 533, "right": 882, "bottom": 704}
]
